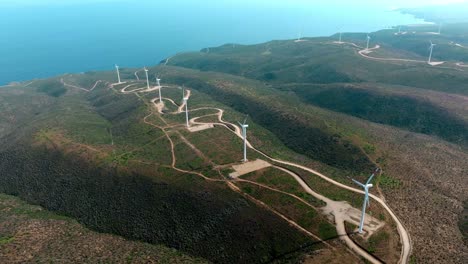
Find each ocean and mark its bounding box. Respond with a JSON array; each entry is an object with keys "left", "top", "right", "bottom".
[{"left": 0, "top": 1, "right": 425, "bottom": 85}]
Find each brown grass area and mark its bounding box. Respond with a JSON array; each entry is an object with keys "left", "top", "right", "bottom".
[
  {"left": 0, "top": 194, "right": 207, "bottom": 263},
  {"left": 302, "top": 248, "right": 362, "bottom": 264},
  {"left": 182, "top": 126, "right": 245, "bottom": 165},
  {"left": 346, "top": 217, "right": 401, "bottom": 263},
  {"left": 363, "top": 121, "right": 468, "bottom": 263},
  {"left": 235, "top": 182, "right": 363, "bottom": 263},
  {"left": 240, "top": 167, "right": 326, "bottom": 208},
  {"left": 34, "top": 129, "right": 111, "bottom": 163}
]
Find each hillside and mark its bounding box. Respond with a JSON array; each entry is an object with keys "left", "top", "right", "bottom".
[
  {"left": 0, "top": 23, "right": 467, "bottom": 264},
  {"left": 167, "top": 24, "right": 468, "bottom": 147},
  {"left": 0, "top": 78, "right": 359, "bottom": 263},
  {"left": 0, "top": 193, "right": 208, "bottom": 263},
  {"left": 163, "top": 23, "right": 468, "bottom": 263}
]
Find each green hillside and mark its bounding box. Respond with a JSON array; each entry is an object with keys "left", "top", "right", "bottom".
[
  {"left": 0, "top": 82, "right": 323, "bottom": 263},
  {"left": 166, "top": 24, "right": 468, "bottom": 147},
  {"left": 1, "top": 23, "right": 467, "bottom": 264}
]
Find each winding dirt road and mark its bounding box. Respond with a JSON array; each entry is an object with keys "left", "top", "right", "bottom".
[
  {"left": 103, "top": 78, "right": 411, "bottom": 263},
  {"left": 172, "top": 93, "right": 409, "bottom": 264},
  {"left": 150, "top": 92, "right": 395, "bottom": 263},
  {"left": 61, "top": 79, "right": 102, "bottom": 92},
  {"left": 336, "top": 41, "right": 465, "bottom": 70}
]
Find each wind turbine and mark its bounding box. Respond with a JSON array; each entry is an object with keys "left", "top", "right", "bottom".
[
  {"left": 155, "top": 75, "right": 162, "bottom": 103},
  {"left": 297, "top": 29, "right": 302, "bottom": 42},
  {"left": 115, "top": 65, "right": 122, "bottom": 84},
  {"left": 428, "top": 41, "right": 436, "bottom": 64},
  {"left": 339, "top": 31, "right": 343, "bottom": 43},
  {"left": 238, "top": 116, "right": 249, "bottom": 162},
  {"left": 352, "top": 168, "right": 379, "bottom": 233},
  {"left": 366, "top": 34, "right": 371, "bottom": 50},
  {"left": 183, "top": 94, "right": 190, "bottom": 128},
  {"left": 144, "top": 67, "right": 150, "bottom": 90}
]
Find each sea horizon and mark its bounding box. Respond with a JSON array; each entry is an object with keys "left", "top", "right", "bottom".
[{"left": 0, "top": 1, "right": 427, "bottom": 85}]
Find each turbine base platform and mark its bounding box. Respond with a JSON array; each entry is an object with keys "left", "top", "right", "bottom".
[
  {"left": 229, "top": 159, "right": 271, "bottom": 179},
  {"left": 428, "top": 61, "right": 445, "bottom": 66}
]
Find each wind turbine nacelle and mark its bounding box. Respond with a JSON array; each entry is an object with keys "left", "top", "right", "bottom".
[
  {"left": 243, "top": 124, "right": 249, "bottom": 128},
  {"left": 367, "top": 184, "right": 373, "bottom": 188}
]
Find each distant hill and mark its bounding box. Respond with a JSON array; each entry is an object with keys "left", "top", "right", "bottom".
[
  {"left": 0, "top": 23, "right": 467, "bottom": 263},
  {"left": 167, "top": 26, "right": 468, "bottom": 147},
  {"left": 399, "top": 3, "right": 468, "bottom": 23}
]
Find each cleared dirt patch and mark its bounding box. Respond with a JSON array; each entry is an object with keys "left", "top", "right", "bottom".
[
  {"left": 188, "top": 124, "right": 214, "bottom": 132},
  {"left": 229, "top": 159, "right": 271, "bottom": 178}
]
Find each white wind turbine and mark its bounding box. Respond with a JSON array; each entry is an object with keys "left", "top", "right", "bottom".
[
  {"left": 238, "top": 116, "right": 249, "bottom": 162},
  {"left": 352, "top": 168, "right": 380, "bottom": 233},
  {"left": 297, "top": 29, "right": 303, "bottom": 42},
  {"left": 428, "top": 41, "right": 436, "bottom": 64},
  {"left": 336, "top": 26, "right": 344, "bottom": 43},
  {"left": 144, "top": 67, "right": 150, "bottom": 90},
  {"left": 156, "top": 75, "right": 162, "bottom": 103},
  {"left": 183, "top": 92, "right": 190, "bottom": 128},
  {"left": 366, "top": 34, "right": 371, "bottom": 50},
  {"left": 115, "top": 65, "right": 122, "bottom": 84}
]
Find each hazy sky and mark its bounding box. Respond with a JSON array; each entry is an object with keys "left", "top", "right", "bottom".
[{"left": 1, "top": 0, "right": 467, "bottom": 8}]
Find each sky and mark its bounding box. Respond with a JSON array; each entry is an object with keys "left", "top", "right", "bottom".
[{"left": 0, "top": 0, "right": 467, "bottom": 8}]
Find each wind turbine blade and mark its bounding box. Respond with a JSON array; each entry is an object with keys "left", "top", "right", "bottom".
[
  {"left": 237, "top": 121, "right": 243, "bottom": 127},
  {"left": 352, "top": 179, "right": 365, "bottom": 188},
  {"left": 242, "top": 115, "right": 248, "bottom": 125},
  {"left": 366, "top": 173, "right": 375, "bottom": 185}
]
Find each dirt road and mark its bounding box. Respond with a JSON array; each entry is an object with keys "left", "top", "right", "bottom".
[{"left": 107, "top": 79, "right": 411, "bottom": 263}]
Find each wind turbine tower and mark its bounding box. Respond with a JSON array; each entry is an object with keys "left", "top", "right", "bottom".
[
  {"left": 115, "top": 65, "right": 122, "bottom": 84},
  {"left": 238, "top": 117, "right": 249, "bottom": 162},
  {"left": 336, "top": 26, "right": 344, "bottom": 43},
  {"left": 144, "top": 67, "right": 150, "bottom": 90},
  {"left": 428, "top": 41, "right": 436, "bottom": 64},
  {"left": 297, "top": 30, "right": 302, "bottom": 42},
  {"left": 366, "top": 34, "right": 371, "bottom": 50},
  {"left": 183, "top": 95, "right": 190, "bottom": 128},
  {"left": 156, "top": 76, "right": 162, "bottom": 103},
  {"left": 352, "top": 168, "right": 380, "bottom": 233}
]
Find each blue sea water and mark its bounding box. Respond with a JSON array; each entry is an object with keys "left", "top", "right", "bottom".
[{"left": 0, "top": 1, "right": 425, "bottom": 85}]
